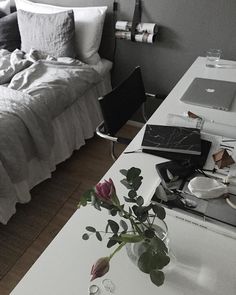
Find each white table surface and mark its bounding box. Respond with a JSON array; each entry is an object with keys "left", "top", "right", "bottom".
[{"left": 11, "top": 57, "right": 236, "bottom": 295}]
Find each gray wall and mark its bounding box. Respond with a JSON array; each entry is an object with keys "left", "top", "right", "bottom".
[
  {"left": 15, "top": 1, "right": 236, "bottom": 99},
  {"left": 113, "top": 0, "right": 236, "bottom": 97}
]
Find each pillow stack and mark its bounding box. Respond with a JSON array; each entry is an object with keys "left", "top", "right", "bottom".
[
  {"left": 15, "top": 0, "right": 107, "bottom": 64},
  {"left": 0, "top": 0, "right": 10, "bottom": 16},
  {"left": 17, "top": 10, "right": 76, "bottom": 58},
  {"left": 0, "top": 0, "right": 21, "bottom": 52}
]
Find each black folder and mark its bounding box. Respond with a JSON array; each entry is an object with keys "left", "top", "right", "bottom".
[{"left": 143, "top": 139, "right": 212, "bottom": 169}]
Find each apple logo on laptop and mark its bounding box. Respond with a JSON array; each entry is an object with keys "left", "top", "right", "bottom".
[{"left": 205, "top": 88, "right": 215, "bottom": 93}]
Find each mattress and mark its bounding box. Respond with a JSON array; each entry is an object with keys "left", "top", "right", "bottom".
[{"left": 0, "top": 59, "right": 112, "bottom": 224}]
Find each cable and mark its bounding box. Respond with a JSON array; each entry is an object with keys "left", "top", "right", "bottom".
[
  {"left": 110, "top": 0, "right": 118, "bottom": 87},
  {"left": 226, "top": 197, "right": 236, "bottom": 210}
]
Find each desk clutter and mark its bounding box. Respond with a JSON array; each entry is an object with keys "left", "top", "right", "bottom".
[{"left": 138, "top": 118, "right": 236, "bottom": 227}]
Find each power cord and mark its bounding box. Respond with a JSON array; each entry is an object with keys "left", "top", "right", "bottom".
[{"left": 110, "top": 0, "right": 118, "bottom": 87}]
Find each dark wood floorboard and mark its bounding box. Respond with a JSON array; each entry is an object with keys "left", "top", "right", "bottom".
[{"left": 0, "top": 125, "right": 140, "bottom": 295}]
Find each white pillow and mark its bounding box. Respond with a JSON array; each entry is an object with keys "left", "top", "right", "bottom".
[
  {"left": 0, "top": 0, "right": 11, "bottom": 14},
  {"left": 15, "top": 0, "right": 107, "bottom": 64}
]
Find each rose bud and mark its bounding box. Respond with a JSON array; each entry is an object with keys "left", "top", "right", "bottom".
[
  {"left": 90, "top": 256, "right": 110, "bottom": 281},
  {"left": 95, "top": 179, "right": 118, "bottom": 204}
]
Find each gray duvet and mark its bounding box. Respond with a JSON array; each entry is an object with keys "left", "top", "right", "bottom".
[{"left": 0, "top": 49, "right": 102, "bottom": 223}]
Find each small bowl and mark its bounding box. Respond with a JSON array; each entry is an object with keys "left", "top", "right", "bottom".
[{"left": 188, "top": 176, "right": 227, "bottom": 199}]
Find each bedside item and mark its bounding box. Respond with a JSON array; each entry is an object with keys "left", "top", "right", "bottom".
[
  {"left": 0, "top": 0, "right": 10, "bottom": 15},
  {"left": 17, "top": 9, "right": 75, "bottom": 58},
  {"left": 188, "top": 176, "right": 227, "bottom": 199},
  {"left": 180, "top": 78, "right": 236, "bottom": 111},
  {"left": 115, "top": 0, "right": 158, "bottom": 44},
  {"left": 141, "top": 125, "right": 201, "bottom": 155},
  {"left": 0, "top": 12, "right": 21, "bottom": 52},
  {"left": 206, "top": 49, "right": 222, "bottom": 68},
  {"left": 115, "top": 21, "right": 158, "bottom": 44},
  {"left": 212, "top": 149, "right": 235, "bottom": 169},
  {"left": 15, "top": 0, "right": 107, "bottom": 64}
]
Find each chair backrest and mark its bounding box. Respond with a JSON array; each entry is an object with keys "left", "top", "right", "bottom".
[{"left": 99, "top": 66, "right": 146, "bottom": 135}]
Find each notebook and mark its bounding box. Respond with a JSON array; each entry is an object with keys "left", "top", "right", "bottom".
[
  {"left": 143, "top": 139, "right": 211, "bottom": 168},
  {"left": 180, "top": 78, "right": 236, "bottom": 111},
  {"left": 141, "top": 125, "right": 201, "bottom": 155}
]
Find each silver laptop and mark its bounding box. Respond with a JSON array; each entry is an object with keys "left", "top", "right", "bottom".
[{"left": 180, "top": 78, "right": 236, "bottom": 111}]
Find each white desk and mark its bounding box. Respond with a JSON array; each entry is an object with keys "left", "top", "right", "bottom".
[{"left": 11, "top": 57, "right": 236, "bottom": 295}]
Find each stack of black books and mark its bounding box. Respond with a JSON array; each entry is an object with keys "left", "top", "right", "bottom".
[{"left": 141, "top": 124, "right": 211, "bottom": 168}]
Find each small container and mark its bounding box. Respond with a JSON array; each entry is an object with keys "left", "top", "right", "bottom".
[{"left": 206, "top": 49, "right": 222, "bottom": 68}]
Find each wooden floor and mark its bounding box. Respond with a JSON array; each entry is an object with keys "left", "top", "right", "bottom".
[{"left": 0, "top": 125, "right": 140, "bottom": 295}]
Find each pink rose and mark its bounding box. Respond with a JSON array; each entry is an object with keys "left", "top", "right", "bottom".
[
  {"left": 90, "top": 256, "right": 110, "bottom": 281},
  {"left": 95, "top": 179, "right": 116, "bottom": 203}
]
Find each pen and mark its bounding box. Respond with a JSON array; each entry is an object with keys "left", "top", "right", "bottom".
[
  {"left": 124, "top": 149, "right": 142, "bottom": 154},
  {"left": 222, "top": 139, "right": 236, "bottom": 143}
]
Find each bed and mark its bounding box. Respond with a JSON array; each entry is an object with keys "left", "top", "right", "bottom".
[{"left": 0, "top": 0, "right": 114, "bottom": 224}]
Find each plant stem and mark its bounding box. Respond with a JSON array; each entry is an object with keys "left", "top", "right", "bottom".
[{"left": 109, "top": 242, "right": 126, "bottom": 260}]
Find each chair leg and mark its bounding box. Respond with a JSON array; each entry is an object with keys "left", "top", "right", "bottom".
[
  {"left": 141, "top": 103, "right": 148, "bottom": 122},
  {"left": 110, "top": 142, "right": 117, "bottom": 161}
]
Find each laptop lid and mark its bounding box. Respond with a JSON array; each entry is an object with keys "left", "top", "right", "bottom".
[{"left": 180, "top": 78, "right": 236, "bottom": 111}]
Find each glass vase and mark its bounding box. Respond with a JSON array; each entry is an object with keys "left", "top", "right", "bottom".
[{"left": 126, "top": 219, "right": 169, "bottom": 265}]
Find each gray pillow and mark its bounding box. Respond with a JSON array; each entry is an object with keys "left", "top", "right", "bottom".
[
  {"left": 17, "top": 9, "right": 75, "bottom": 58},
  {"left": 0, "top": 12, "right": 21, "bottom": 52}
]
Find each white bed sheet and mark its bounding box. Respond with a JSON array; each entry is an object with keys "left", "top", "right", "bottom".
[{"left": 0, "top": 59, "right": 112, "bottom": 224}]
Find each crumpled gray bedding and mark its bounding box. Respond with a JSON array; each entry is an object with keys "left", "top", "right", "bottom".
[{"left": 0, "top": 49, "right": 102, "bottom": 223}]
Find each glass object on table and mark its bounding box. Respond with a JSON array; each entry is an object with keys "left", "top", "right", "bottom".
[
  {"left": 126, "top": 218, "right": 173, "bottom": 264},
  {"left": 89, "top": 284, "right": 100, "bottom": 295},
  {"left": 206, "top": 49, "right": 222, "bottom": 68},
  {"left": 102, "top": 279, "right": 115, "bottom": 293}
]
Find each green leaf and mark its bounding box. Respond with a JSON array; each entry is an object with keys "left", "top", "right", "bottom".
[
  {"left": 128, "top": 190, "right": 137, "bottom": 199},
  {"left": 120, "top": 220, "right": 128, "bottom": 231},
  {"left": 93, "top": 197, "right": 101, "bottom": 211},
  {"left": 152, "top": 204, "right": 166, "bottom": 220},
  {"left": 150, "top": 237, "right": 168, "bottom": 254},
  {"left": 124, "top": 197, "right": 136, "bottom": 203},
  {"left": 139, "top": 212, "right": 148, "bottom": 223},
  {"left": 120, "top": 179, "right": 132, "bottom": 189},
  {"left": 78, "top": 189, "right": 94, "bottom": 207},
  {"left": 137, "top": 252, "right": 156, "bottom": 274},
  {"left": 126, "top": 167, "right": 141, "bottom": 181},
  {"left": 132, "top": 205, "right": 139, "bottom": 216},
  {"left": 86, "top": 226, "right": 96, "bottom": 232},
  {"left": 150, "top": 270, "right": 165, "bottom": 286},
  {"left": 132, "top": 176, "right": 143, "bottom": 191},
  {"left": 82, "top": 233, "right": 89, "bottom": 240},
  {"left": 136, "top": 196, "right": 144, "bottom": 206},
  {"left": 96, "top": 231, "right": 102, "bottom": 241},
  {"left": 108, "top": 219, "right": 119, "bottom": 234},
  {"left": 153, "top": 253, "right": 170, "bottom": 269},
  {"left": 120, "top": 169, "right": 128, "bottom": 176},
  {"left": 144, "top": 229, "right": 155, "bottom": 239},
  {"left": 107, "top": 236, "right": 118, "bottom": 248},
  {"left": 110, "top": 208, "right": 118, "bottom": 216}
]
